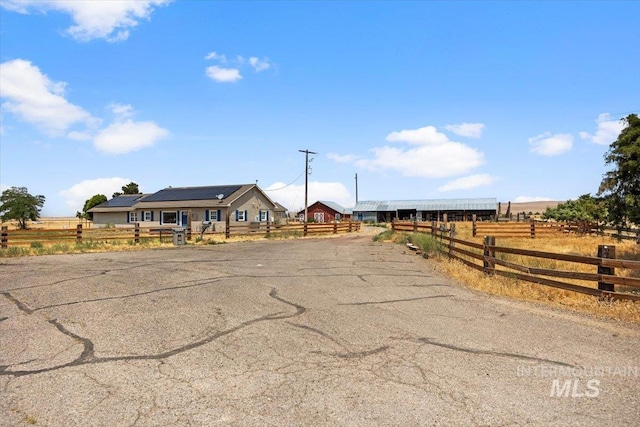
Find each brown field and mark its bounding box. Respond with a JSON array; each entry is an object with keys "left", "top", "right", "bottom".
[
  {"left": 500, "top": 200, "right": 563, "bottom": 215},
  {"left": 1, "top": 217, "right": 93, "bottom": 230}
]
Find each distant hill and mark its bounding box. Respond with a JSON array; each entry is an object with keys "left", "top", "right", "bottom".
[{"left": 499, "top": 201, "right": 563, "bottom": 215}]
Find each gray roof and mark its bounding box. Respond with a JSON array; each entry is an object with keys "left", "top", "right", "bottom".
[
  {"left": 141, "top": 185, "right": 242, "bottom": 202},
  {"left": 318, "top": 200, "right": 347, "bottom": 214},
  {"left": 353, "top": 198, "right": 498, "bottom": 212}
]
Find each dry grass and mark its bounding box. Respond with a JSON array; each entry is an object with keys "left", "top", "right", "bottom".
[
  {"left": 1, "top": 217, "right": 93, "bottom": 230},
  {"left": 381, "top": 223, "right": 640, "bottom": 323}
]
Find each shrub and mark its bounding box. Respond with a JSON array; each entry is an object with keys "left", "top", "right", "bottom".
[
  {"left": 30, "top": 241, "right": 43, "bottom": 249},
  {"left": 373, "top": 229, "right": 394, "bottom": 241},
  {"left": 408, "top": 233, "right": 444, "bottom": 255}
]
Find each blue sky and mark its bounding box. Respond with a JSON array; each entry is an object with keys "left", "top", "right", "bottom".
[{"left": 1, "top": 0, "right": 639, "bottom": 216}]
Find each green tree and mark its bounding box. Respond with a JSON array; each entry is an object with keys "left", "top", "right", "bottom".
[
  {"left": 542, "top": 194, "right": 607, "bottom": 223},
  {"left": 82, "top": 194, "right": 107, "bottom": 220},
  {"left": 0, "top": 187, "right": 46, "bottom": 229},
  {"left": 112, "top": 182, "right": 140, "bottom": 198},
  {"left": 598, "top": 114, "right": 640, "bottom": 227}
]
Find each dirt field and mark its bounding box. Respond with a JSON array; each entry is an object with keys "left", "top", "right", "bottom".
[
  {"left": 502, "top": 200, "right": 563, "bottom": 215},
  {"left": 1, "top": 227, "right": 638, "bottom": 425}
]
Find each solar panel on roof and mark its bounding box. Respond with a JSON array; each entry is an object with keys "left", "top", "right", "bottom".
[
  {"left": 141, "top": 185, "right": 242, "bottom": 202},
  {"left": 104, "top": 195, "right": 144, "bottom": 207}
]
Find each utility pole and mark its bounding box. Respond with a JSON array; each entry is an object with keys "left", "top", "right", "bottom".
[
  {"left": 355, "top": 173, "right": 358, "bottom": 204},
  {"left": 299, "top": 149, "right": 317, "bottom": 224}
]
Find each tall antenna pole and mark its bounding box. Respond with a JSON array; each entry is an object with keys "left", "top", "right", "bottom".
[
  {"left": 299, "top": 149, "right": 317, "bottom": 223},
  {"left": 355, "top": 173, "right": 358, "bottom": 204}
]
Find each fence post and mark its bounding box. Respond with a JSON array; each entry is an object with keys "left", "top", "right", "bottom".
[
  {"left": 76, "top": 224, "right": 82, "bottom": 243},
  {"left": 443, "top": 213, "right": 448, "bottom": 223},
  {"left": 413, "top": 219, "right": 418, "bottom": 233},
  {"left": 472, "top": 214, "right": 477, "bottom": 237},
  {"left": 349, "top": 220, "right": 352, "bottom": 232},
  {"left": 333, "top": 221, "right": 338, "bottom": 234},
  {"left": 225, "top": 213, "right": 231, "bottom": 239},
  {"left": 597, "top": 245, "right": 615, "bottom": 292},
  {"left": 431, "top": 220, "right": 437, "bottom": 238},
  {"left": 304, "top": 222, "right": 308, "bottom": 237},
  {"left": 186, "top": 209, "right": 192, "bottom": 241},
  {"left": 392, "top": 219, "right": 396, "bottom": 233},
  {"left": 448, "top": 223, "right": 456, "bottom": 258},
  {"left": 1, "top": 226, "right": 7, "bottom": 249},
  {"left": 266, "top": 222, "right": 271, "bottom": 235},
  {"left": 483, "top": 236, "right": 496, "bottom": 275},
  {"left": 135, "top": 222, "right": 140, "bottom": 244},
  {"left": 530, "top": 219, "right": 536, "bottom": 239}
]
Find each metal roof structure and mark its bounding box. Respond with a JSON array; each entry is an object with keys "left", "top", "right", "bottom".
[
  {"left": 353, "top": 198, "right": 498, "bottom": 212},
  {"left": 318, "top": 200, "right": 348, "bottom": 213},
  {"left": 140, "top": 185, "right": 242, "bottom": 202}
]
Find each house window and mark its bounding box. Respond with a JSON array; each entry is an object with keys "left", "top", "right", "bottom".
[
  {"left": 129, "top": 212, "right": 138, "bottom": 223},
  {"left": 144, "top": 211, "right": 152, "bottom": 222},
  {"left": 162, "top": 211, "right": 177, "bottom": 225},
  {"left": 259, "top": 210, "right": 269, "bottom": 221},
  {"left": 335, "top": 213, "right": 341, "bottom": 221},
  {"left": 236, "top": 210, "right": 246, "bottom": 222}
]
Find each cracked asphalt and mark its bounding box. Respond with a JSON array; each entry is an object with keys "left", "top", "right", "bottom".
[{"left": 1, "top": 227, "right": 638, "bottom": 426}]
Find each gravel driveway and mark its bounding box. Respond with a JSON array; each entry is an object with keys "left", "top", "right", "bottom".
[{"left": 1, "top": 228, "right": 638, "bottom": 426}]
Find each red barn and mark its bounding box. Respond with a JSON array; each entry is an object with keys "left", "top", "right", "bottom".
[{"left": 297, "top": 201, "right": 352, "bottom": 222}]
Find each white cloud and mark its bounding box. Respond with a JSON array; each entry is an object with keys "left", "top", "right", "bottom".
[
  {"left": 108, "top": 103, "right": 135, "bottom": 120},
  {"left": 59, "top": 177, "right": 133, "bottom": 212},
  {"left": 249, "top": 57, "right": 270, "bottom": 72},
  {"left": 0, "top": 59, "right": 99, "bottom": 135},
  {"left": 528, "top": 132, "right": 573, "bottom": 156},
  {"left": 437, "top": 174, "right": 496, "bottom": 192},
  {"left": 444, "top": 122, "right": 485, "bottom": 138},
  {"left": 205, "top": 52, "right": 226, "bottom": 62},
  {"left": 357, "top": 125, "right": 484, "bottom": 178},
  {"left": 327, "top": 153, "right": 359, "bottom": 163},
  {"left": 93, "top": 119, "right": 169, "bottom": 155},
  {"left": 206, "top": 66, "right": 242, "bottom": 83},
  {"left": 386, "top": 125, "right": 449, "bottom": 145},
  {"left": 514, "top": 196, "right": 555, "bottom": 203},
  {"left": 0, "top": 0, "right": 172, "bottom": 42},
  {"left": 264, "top": 181, "right": 352, "bottom": 213},
  {"left": 0, "top": 60, "right": 168, "bottom": 154},
  {"left": 579, "top": 113, "right": 625, "bottom": 145}
]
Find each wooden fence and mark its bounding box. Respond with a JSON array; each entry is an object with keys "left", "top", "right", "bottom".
[
  {"left": 225, "top": 220, "right": 360, "bottom": 238},
  {"left": 0, "top": 221, "right": 361, "bottom": 248},
  {"left": 392, "top": 220, "right": 640, "bottom": 302},
  {"left": 473, "top": 218, "right": 640, "bottom": 241},
  {"left": 473, "top": 219, "right": 572, "bottom": 239}
]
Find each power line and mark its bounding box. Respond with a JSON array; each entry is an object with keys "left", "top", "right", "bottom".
[{"left": 263, "top": 171, "right": 305, "bottom": 191}]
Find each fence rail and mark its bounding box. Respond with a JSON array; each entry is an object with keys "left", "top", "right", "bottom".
[
  {"left": 392, "top": 220, "right": 640, "bottom": 302},
  {"left": 472, "top": 219, "right": 640, "bottom": 241},
  {"left": 0, "top": 221, "right": 362, "bottom": 248}
]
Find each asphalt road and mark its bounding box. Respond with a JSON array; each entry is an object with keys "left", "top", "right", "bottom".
[{"left": 1, "top": 228, "right": 638, "bottom": 426}]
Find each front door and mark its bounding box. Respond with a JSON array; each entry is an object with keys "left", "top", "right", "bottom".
[
  {"left": 181, "top": 211, "right": 188, "bottom": 227},
  {"left": 314, "top": 212, "right": 324, "bottom": 223}
]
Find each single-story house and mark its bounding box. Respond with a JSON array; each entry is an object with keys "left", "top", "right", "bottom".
[
  {"left": 353, "top": 198, "right": 498, "bottom": 222},
  {"left": 297, "top": 201, "right": 353, "bottom": 222},
  {"left": 89, "top": 184, "right": 278, "bottom": 231}
]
